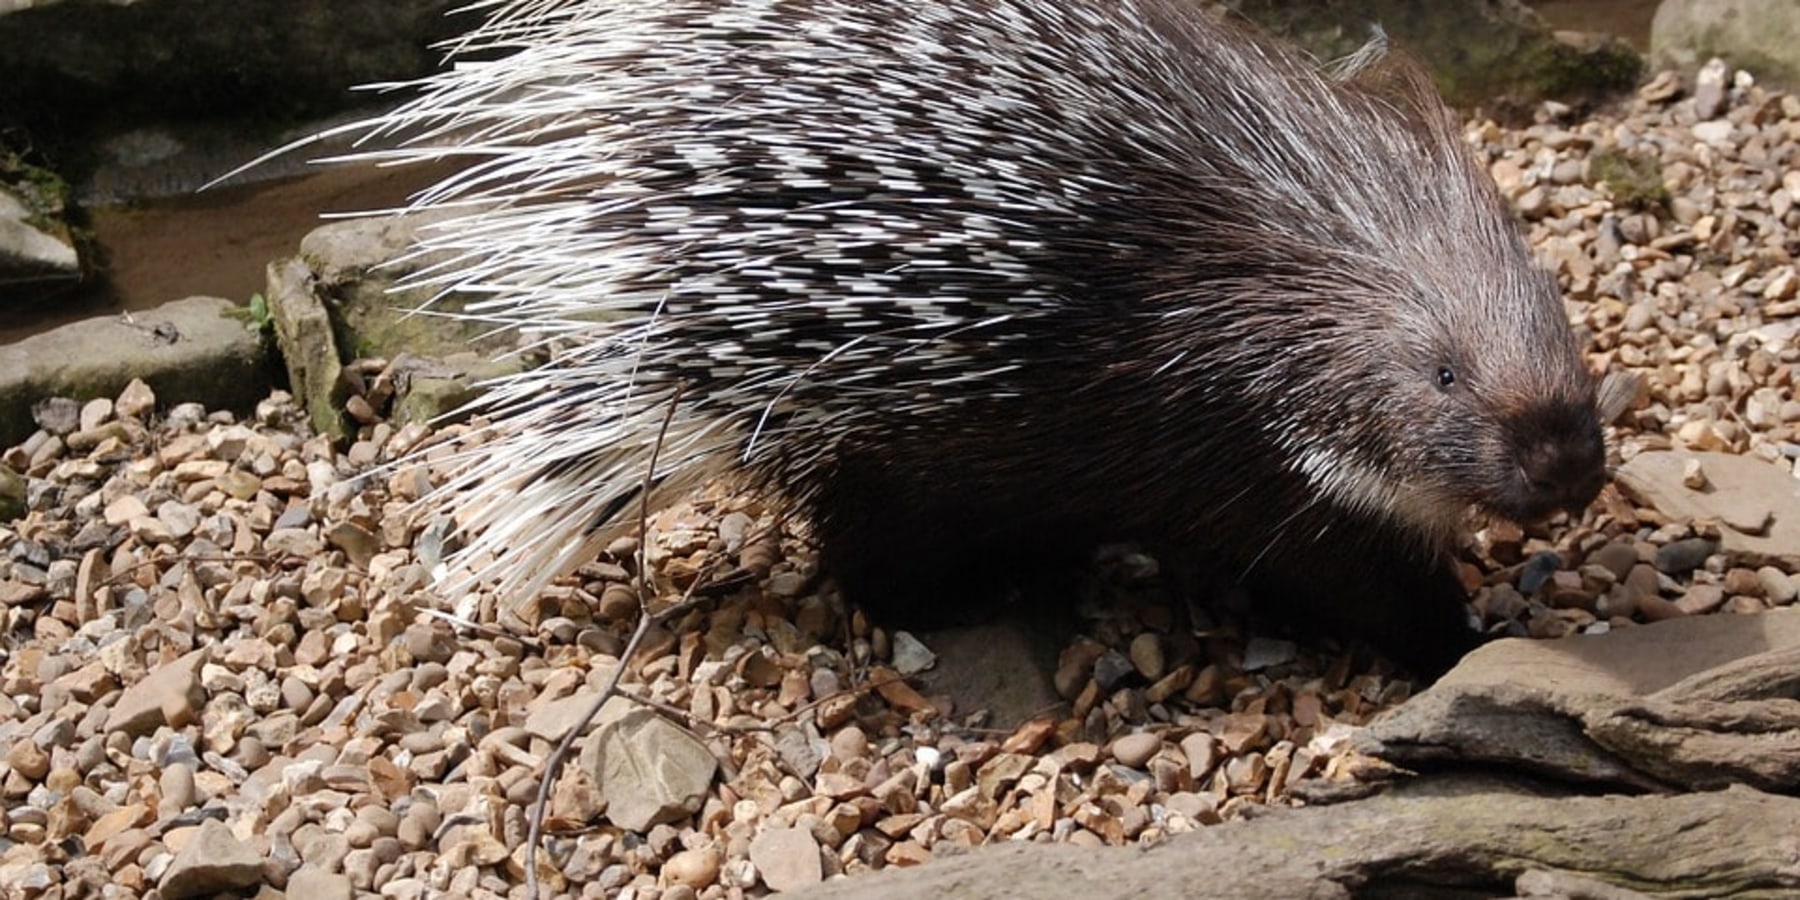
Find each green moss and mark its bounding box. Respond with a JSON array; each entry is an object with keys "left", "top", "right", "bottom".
[
  {"left": 1589, "top": 146, "right": 1670, "bottom": 212},
  {"left": 0, "top": 147, "right": 74, "bottom": 233}
]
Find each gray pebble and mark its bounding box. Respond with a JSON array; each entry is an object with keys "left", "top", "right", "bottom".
[{"left": 1654, "top": 538, "right": 1716, "bottom": 574}]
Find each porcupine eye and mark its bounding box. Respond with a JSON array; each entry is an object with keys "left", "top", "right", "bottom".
[{"left": 1435, "top": 365, "right": 1457, "bottom": 390}]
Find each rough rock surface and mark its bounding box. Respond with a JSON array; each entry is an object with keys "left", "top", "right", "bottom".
[
  {"left": 158, "top": 818, "right": 265, "bottom": 899},
  {"left": 1653, "top": 0, "right": 1800, "bottom": 86},
  {"left": 1237, "top": 0, "right": 1642, "bottom": 110},
  {"left": 0, "top": 182, "right": 79, "bottom": 289},
  {"left": 789, "top": 777, "right": 1800, "bottom": 899},
  {"left": 0, "top": 296, "right": 269, "bottom": 444},
  {"left": 579, "top": 708, "right": 719, "bottom": 833},
  {"left": 1614, "top": 449, "right": 1800, "bottom": 569},
  {"left": 1359, "top": 606, "right": 1800, "bottom": 791},
  {"left": 101, "top": 647, "right": 206, "bottom": 738},
  {"left": 0, "top": 0, "right": 468, "bottom": 197}
]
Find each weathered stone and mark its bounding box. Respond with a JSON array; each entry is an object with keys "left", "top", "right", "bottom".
[
  {"left": 792, "top": 779, "right": 1800, "bottom": 900},
  {"left": 580, "top": 708, "right": 717, "bottom": 832},
  {"left": 0, "top": 299, "right": 267, "bottom": 446},
  {"left": 104, "top": 648, "right": 207, "bottom": 738},
  {"left": 159, "top": 818, "right": 264, "bottom": 898},
  {"left": 664, "top": 846, "right": 723, "bottom": 889},
  {"left": 750, "top": 825, "right": 823, "bottom": 892},
  {"left": 1652, "top": 0, "right": 1800, "bottom": 87},
  {"left": 1617, "top": 451, "right": 1800, "bottom": 571},
  {"left": 1360, "top": 607, "right": 1800, "bottom": 792},
  {"left": 523, "top": 690, "right": 631, "bottom": 744},
  {"left": 1108, "top": 732, "right": 1161, "bottom": 770},
  {"left": 286, "top": 866, "right": 355, "bottom": 900}
]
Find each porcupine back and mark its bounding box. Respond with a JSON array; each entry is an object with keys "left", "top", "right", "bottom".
[{"left": 356, "top": 0, "right": 1605, "bottom": 672}]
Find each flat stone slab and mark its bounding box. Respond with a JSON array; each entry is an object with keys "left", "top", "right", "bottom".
[
  {"left": 1614, "top": 450, "right": 1800, "bottom": 570},
  {"left": 0, "top": 296, "right": 269, "bottom": 444},
  {"left": 789, "top": 775, "right": 1800, "bottom": 899},
  {"left": 1359, "top": 607, "right": 1800, "bottom": 792}
]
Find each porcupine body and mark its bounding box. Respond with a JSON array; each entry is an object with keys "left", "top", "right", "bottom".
[{"left": 361, "top": 0, "right": 1607, "bottom": 676}]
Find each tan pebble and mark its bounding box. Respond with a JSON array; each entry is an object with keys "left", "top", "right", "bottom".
[
  {"left": 1165, "top": 791, "right": 1221, "bottom": 826},
  {"left": 1128, "top": 633, "right": 1164, "bottom": 680},
  {"left": 662, "top": 845, "right": 721, "bottom": 889},
  {"left": 885, "top": 839, "right": 932, "bottom": 866},
  {"left": 78, "top": 398, "right": 113, "bottom": 432},
  {"left": 1722, "top": 568, "right": 1763, "bottom": 597},
  {"left": 102, "top": 495, "right": 150, "bottom": 526},
  {"left": 1726, "top": 595, "right": 1766, "bottom": 614},
  {"left": 597, "top": 582, "right": 640, "bottom": 621},
  {"left": 1065, "top": 829, "right": 1104, "bottom": 849},
  {"left": 826, "top": 803, "right": 863, "bottom": 841},
  {"left": 1178, "top": 731, "right": 1220, "bottom": 783},
  {"left": 749, "top": 825, "right": 822, "bottom": 891},
  {"left": 1216, "top": 713, "right": 1268, "bottom": 755},
  {"left": 1291, "top": 692, "right": 1323, "bottom": 728},
  {"left": 1108, "top": 732, "right": 1160, "bottom": 769},
  {"left": 1756, "top": 567, "right": 1798, "bottom": 605},
  {"left": 395, "top": 816, "right": 432, "bottom": 852},
  {"left": 1681, "top": 457, "right": 1708, "bottom": 489},
  {"left": 115, "top": 378, "right": 156, "bottom": 419},
  {"left": 1143, "top": 665, "right": 1194, "bottom": 704},
  {"left": 1223, "top": 753, "right": 1267, "bottom": 794},
  {"left": 5, "top": 741, "right": 49, "bottom": 782},
  {"left": 1183, "top": 664, "right": 1226, "bottom": 707},
  {"left": 157, "top": 763, "right": 197, "bottom": 817},
  {"left": 1675, "top": 584, "right": 1726, "bottom": 615},
  {"left": 829, "top": 725, "right": 868, "bottom": 762},
  {"left": 1638, "top": 593, "right": 1686, "bottom": 622}
]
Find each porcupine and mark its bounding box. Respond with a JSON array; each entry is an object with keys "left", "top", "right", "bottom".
[{"left": 349, "top": 0, "right": 1607, "bottom": 676}]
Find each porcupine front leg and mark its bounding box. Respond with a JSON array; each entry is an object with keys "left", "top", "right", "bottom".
[
  {"left": 1253, "top": 536, "right": 1482, "bottom": 679},
  {"left": 1345, "top": 550, "right": 1484, "bottom": 679},
  {"left": 810, "top": 452, "right": 1091, "bottom": 631}
]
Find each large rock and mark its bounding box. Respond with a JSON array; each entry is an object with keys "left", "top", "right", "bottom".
[
  {"left": 159, "top": 818, "right": 264, "bottom": 899},
  {"left": 264, "top": 214, "right": 527, "bottom": 439},
  {"left": 264, "top": 256, "right": 347, "bottom": 440},
  {"left": 789, "top": 775, "right": 1800, "bottom": 899},
  {"left": 1358, "top": 607, "right": 1800, "bottom": 792},
  {"left": 0, "top": 179, "right": 80, "bottom": 295},
  {"left": 1613, "top": 450, "right": 1800, "bottom": 570},
  {"left": 579, "top": 707, "right": 718, "bottom": 832},
  {"left": 750, "top": 826, "right": 824, "bottom": 893},
  {"left": 0, "top": 296, "right": 269, "bottom": 446},
  {"left": 103, "top": 648, "right": 208, "bottom": 739},
  {"left": 1652, "top": 0, "right": 1800, "bottom": 87},
  {"left": 1230, "top": 0, "right": 1642, "bottom": 111},
  {"left": 0, "top": 0, "right": 467, "bottom": 168}
]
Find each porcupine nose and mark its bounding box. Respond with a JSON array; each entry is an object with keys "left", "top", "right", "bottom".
[{"left": 1514, "top": 402, "right": 1607, "bottom": 520}]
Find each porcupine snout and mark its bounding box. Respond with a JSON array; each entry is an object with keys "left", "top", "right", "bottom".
[{"left": 1502, "top": 399, "right": 1607, "bottom": 523}]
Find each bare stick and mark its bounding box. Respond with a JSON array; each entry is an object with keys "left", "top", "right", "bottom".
[{"left": 525, "top": 385, "right": 683, "bottom": 900}]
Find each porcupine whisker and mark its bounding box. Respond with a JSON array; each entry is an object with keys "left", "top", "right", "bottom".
[{"left": 1239, "top": 492, "right": 1325, "bottom": 583}]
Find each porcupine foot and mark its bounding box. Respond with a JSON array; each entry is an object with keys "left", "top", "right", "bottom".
[
  {"left": 1247, "top": 549, "right": 1482, "bottom": 680},
  {"left": 823, "top": 532, "right": 1090, "bottom": 632}
]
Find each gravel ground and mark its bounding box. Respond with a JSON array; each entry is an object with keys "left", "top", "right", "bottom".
[{"left": 3, "top": 64, "right": 1799, "bottom": 899}]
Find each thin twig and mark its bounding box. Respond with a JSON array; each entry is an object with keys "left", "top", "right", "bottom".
[
  {"left": 417, "top": 607, "right": 545, "bottom": 653},
  {"left": 524, "top": 385, "right": 683, "bottom": 900},
  {"left": 96, "top": 554, "right": 274, "bottom": 589}
]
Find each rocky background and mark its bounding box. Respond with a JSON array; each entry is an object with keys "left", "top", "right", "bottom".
[{"left": 4, "top": 1, "right": 1800, "bottom": 899}]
